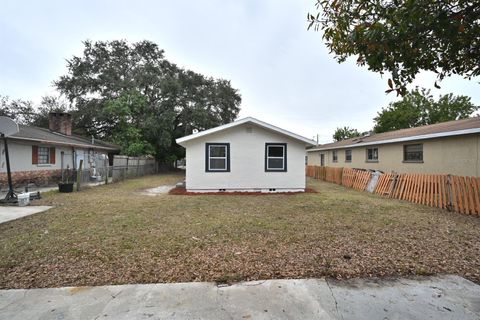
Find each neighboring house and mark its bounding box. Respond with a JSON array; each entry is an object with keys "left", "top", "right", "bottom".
[
  {"left": 176, "top": 117, "right": 316, "bottom": 192},
  {"left": 307, "top": 117, "right": 480, "bottom": 177},
  {"left": 0, "top": 113, "right": 120, "bottom": 188}
]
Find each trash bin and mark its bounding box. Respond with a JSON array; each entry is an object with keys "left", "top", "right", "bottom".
[{"left": 17, "top": 193, "right": 30, "bottom": 207}]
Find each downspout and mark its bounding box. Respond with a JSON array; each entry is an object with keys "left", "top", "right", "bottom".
[
  {"left": 72, "top": 147, "right": 76, "bottom": 170},
  {"left": 61, "top": 151, "right": 64, "bottom": 181}
]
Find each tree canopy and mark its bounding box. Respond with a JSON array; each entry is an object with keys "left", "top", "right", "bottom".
[
  {"left": 333, "top": 126, "right": 361, "bottom": 141},
  {"left": 54, "top": 40, "right": 241, "bottom": 162},
  {"left": 308, "top": 0, "right": 480, "bottom": 93},
  {"left": 373, "top": 88, "right": 478, "bottom": 133},
  {"left": 0, "top": 95, "right": 67, "bottom": 127}
]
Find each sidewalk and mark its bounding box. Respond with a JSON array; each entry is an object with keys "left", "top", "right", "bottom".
[
  {"left": 0, "top": 206, "right": 53, "bottom": 224},
  {"left": 0, "top": 275, "right": 478, "bottom": 320}
]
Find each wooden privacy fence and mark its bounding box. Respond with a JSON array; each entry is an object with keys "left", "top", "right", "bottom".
[
  {"left": 306, "top": 165, "right": 480, "bottom": 216},
  {"left": 341, "top": 168, "right": 372, "bottom": 191}
]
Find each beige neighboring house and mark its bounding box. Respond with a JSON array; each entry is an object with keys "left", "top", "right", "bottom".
[{"left": 307, "top": 117, "right": 480, "bottom": 177}]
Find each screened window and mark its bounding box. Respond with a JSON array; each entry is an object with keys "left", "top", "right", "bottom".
[
  {"left": 404, "top": 144, "right": 423, "bottom": 162},
  {"left": 366, "top": 147, "right": 378, "bottom": 162},
  {"left": 38, "top": 147, "right": 50, "bottom": 164},
  {"left": 265, "top": 143, "right": 287, "bottom": 172},
  {"left": 205, "top": 143, "right": 230, "bottom": 172},
  {"left": 332, "top": 150, "right": 338, "bottom": 162},
  {"left": 345, "top": 149, "right": 352, "bottom": 162}
]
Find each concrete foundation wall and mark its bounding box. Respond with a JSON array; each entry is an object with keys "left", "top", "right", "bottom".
[{"left": 307, "top": 134, "right": 480, "bottom": 177}]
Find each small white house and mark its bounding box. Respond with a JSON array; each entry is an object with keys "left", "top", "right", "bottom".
[{"left": 176, "top": 117, "right": 316, "bottom": 193}]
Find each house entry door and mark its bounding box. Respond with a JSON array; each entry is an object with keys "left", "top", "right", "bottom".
[{"left": 320, "top": 154, "right": 325, "bottom": 166}]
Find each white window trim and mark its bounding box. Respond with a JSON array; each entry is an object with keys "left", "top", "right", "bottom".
[
  {"left": 208, "top": 144, "right": 228, "bottom": 171},
  {"left": 266, "top": 144, "right": 285, "bottom": 171},
  {"left": 38, "top": 146, "right": 50, "bottom": 165}
]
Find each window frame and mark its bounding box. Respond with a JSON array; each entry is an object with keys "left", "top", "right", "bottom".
[
  {"left": 366, "top": 147, "right": 379, "bottom": 162},
  {"left": 345, "top": 149, "right": 352, "bottom": 163},
  {"left": 265, "top": 143, "right": 287, "bottom": 172},
  {"left": 332, "top": 150, "right": 338, "bottom": 163},
  {"left": 37, "top": 146, "right": 50, "bottom": 165},
  {"left": 403, "top": 143, "right": 423, "bottom": 163},
  {"left": 205, "top": 143, "right": 230, "bottom": 172}
]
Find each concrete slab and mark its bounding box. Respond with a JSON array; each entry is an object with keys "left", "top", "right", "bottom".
[
  {"left": 0, "top": 206, "right": 53, "bottom": 224},
  {"left": 141, "top": 185, "right": 175, "bottom": 196},
  {"left": 331, "top": 275, "right": 480, "bottom": 320},
  {"left": 0, "top": 276, "right": 479, "bottom": 320}
]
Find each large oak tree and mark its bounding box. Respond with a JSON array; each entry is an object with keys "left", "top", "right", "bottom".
[{"left": 55, "top": 40, "right": 241, "bottom": 162}]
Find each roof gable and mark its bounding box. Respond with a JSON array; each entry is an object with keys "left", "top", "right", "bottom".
[{"left": 176, "top": 117, "right": 316, "bottom": 146}]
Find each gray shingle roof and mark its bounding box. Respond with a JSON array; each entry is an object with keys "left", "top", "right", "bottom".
[
  {"left": 309, "top": 117, "right": 480, "bottom": 151},
  {"left": 10, "top": 125, "right": 120, "bottom": 151}
]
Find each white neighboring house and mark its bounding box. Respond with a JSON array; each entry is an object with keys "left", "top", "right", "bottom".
[
  {"left": 0, "top": 113, "right": 120, "bottom": 188},
  {"left": 176, "top": 117, "right": 316, "bottom": 193}
]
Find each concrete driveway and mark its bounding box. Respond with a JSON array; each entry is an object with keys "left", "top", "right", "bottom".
[
  {"left": 0, "top": 275, "right": 479, "bottom": 320},
  {"left": 0, "top": 206, "right": 52, "bottom": 224}
]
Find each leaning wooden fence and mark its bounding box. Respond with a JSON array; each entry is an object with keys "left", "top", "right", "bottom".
[{"left": 306, "top": 166, "right": 480, "bottom": 216}]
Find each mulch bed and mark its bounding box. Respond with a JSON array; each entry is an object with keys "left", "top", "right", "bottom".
[{"left": 169, "top": 187, "right": 318, "bottom": 195}]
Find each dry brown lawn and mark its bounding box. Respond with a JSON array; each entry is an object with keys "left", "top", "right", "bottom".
[{"left": 1, "top": 173, "right": 479, "bottom": 289}]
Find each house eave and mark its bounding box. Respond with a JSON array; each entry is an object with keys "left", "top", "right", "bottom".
[
  {"left": 9, "top": 136, "right": 120, "bottom": 151},
  {"left": 307, "top": 128, "right": 480, "bottom": 152},
  {"left": 176, "top": 117, "right": 316, "bottom": 146}
]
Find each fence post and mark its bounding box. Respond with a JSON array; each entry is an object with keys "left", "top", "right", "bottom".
[
  {"left": 446, "top": 174, "right": 453, "bottom": 212},
  {"left": 388, "top": 171, "right": 397, "bottom": 198},
  {"left": 76, "top": 160, "right": 83, "bottom": 191},
  {"left": 137, "top": 158, "right": 140, "bottom": 177},
  {"left": 126, "top": 157, "right": 129, "bottom": 178},
  {"left": 104, "top": 158, "right": 108, "bottom": 185}
]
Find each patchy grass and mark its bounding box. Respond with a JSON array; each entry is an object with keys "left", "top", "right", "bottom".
[{"left": 0, "top": 174, "right": 479, "bottom": 289}]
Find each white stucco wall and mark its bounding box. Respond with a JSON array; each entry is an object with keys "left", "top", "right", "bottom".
[
  {"left": 0, "top": 139, "right": 108, "bottom": 173},
  {"left": 182, "top": 123, "right": 308, "bottom": 192}
]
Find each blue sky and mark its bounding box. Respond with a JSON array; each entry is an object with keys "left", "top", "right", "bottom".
[{"left": 1, "top": 0, "right": 479, "bottom": 143}]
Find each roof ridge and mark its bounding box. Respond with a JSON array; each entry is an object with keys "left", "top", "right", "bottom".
[
  {"left": 176, "top": 117, "right": 316, "bottom": 146},
  {"left": 14, "top": 124, "right": 119, "bottom": 150},
  {"left": 310, "top": 117, "right": 480, "bottom": 151}
]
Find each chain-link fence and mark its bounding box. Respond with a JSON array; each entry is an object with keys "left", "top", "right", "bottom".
[{"left": 73, "top": 156, "right": 157, "bottom": 187}]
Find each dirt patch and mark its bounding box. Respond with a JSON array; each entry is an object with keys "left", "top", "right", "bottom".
[{"left": 69, "top": 286, "right": 91, "bottom": 294}]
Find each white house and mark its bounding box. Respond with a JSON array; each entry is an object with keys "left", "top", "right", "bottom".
[
  {"left": 176, "top": 117, "right": 316, "bottom": 193},
  {"left": 0, "top": 113, "right": 119, "bottom": 188}
]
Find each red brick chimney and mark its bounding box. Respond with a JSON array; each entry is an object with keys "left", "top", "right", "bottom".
[{"left": 49, "top": 112, "right": 72, "bottom": 136}]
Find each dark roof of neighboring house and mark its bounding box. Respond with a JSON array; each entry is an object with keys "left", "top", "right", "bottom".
[
  {"left": 10, "top": 125, "right": 120, "bottom": 151},
  {"left": 308, "top": 117, "right": 480, "bottom": 152}
]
